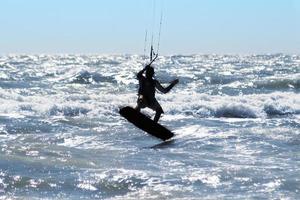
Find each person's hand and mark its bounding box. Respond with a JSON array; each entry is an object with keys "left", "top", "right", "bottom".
[
  {"left": 145, "top": 64, "right": 151, "bottom": 70},
  {"left": 171, "top": 79, "right": 179, "bottom": 85}
]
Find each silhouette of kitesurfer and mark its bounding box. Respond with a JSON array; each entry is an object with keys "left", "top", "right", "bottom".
[{"left": 135, "top": 63, "right": 179, "bottom": 123}]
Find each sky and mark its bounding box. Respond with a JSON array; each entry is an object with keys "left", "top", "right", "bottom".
[{"left": 0, "top": 0, "right": 299, "bottom": 54}]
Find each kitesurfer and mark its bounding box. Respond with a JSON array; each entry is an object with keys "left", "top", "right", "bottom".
[{"left": 135, "top": 64, "right": 178, "bottom": 123}]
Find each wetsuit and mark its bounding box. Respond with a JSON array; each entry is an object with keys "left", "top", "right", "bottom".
[{"left": 136, "top": 67, "right": 177, "bottom": 120}]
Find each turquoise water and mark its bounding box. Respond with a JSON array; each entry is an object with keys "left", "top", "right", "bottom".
[{"left": 0, "top": 54, "right": 299, "bottom": 199}]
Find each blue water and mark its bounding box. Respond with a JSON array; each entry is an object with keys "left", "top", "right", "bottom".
[{"left": 0, "top": 54, "right": 299, "bottom": 199}]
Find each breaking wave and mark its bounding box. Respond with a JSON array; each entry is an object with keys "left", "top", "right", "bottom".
[{"left": 71, "top": 70, "right": 116, "bottom": 84}]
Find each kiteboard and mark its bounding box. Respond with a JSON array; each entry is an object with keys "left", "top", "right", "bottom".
[{"left": 119, "top": 106, "right": 174, "bottom": 141}]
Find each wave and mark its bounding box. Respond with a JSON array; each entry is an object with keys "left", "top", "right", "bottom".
[
  {"left": 214, "top": 103, "right": 258, "bottom": 118},
  {"left": 1, "top": 90, "right": 299, "bottom": 120},
  {"left": 49, "top": 105, "right": 90, "bottom": 117},
  {"left": 263, "top": 102, "right": 299, "bottom": 116},
  {"left": 255, "top": 75, "right": 300, "bottom": 90},
  {"left": 264, "top": 104, "right": 293, "bottom": 116},
  {"left": 71, "top": 70, "right": 115, "bottom": 84},
  {"left": 208, "top": 74, "right": 245, "bottom": 85},
  {"left": 162, "top": 92, "right": 300, "bottom": 119}
]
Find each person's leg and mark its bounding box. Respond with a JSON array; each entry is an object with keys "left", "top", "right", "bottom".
[
  {"left": 152, "top": 99, "right": 164, "bottom": 123},
  {"left": 154, "top": 109, "right": 163, "bottom": 123}
]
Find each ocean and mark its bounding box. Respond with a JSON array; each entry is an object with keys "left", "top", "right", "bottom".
[{"left": 0, "top": 54, "right": 299, "bottom": 199}]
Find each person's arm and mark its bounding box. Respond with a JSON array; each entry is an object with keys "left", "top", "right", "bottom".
[
  {"left": 137, "top": 65, "right": 150, "bottom": 79},
  {"left": 155, "top": 79, "right": 179, "bottom": 94}
]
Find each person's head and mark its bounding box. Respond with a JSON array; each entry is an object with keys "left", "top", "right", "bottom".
[{"left": 146, "top": 66, "right": 154, "bottom": 78}]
